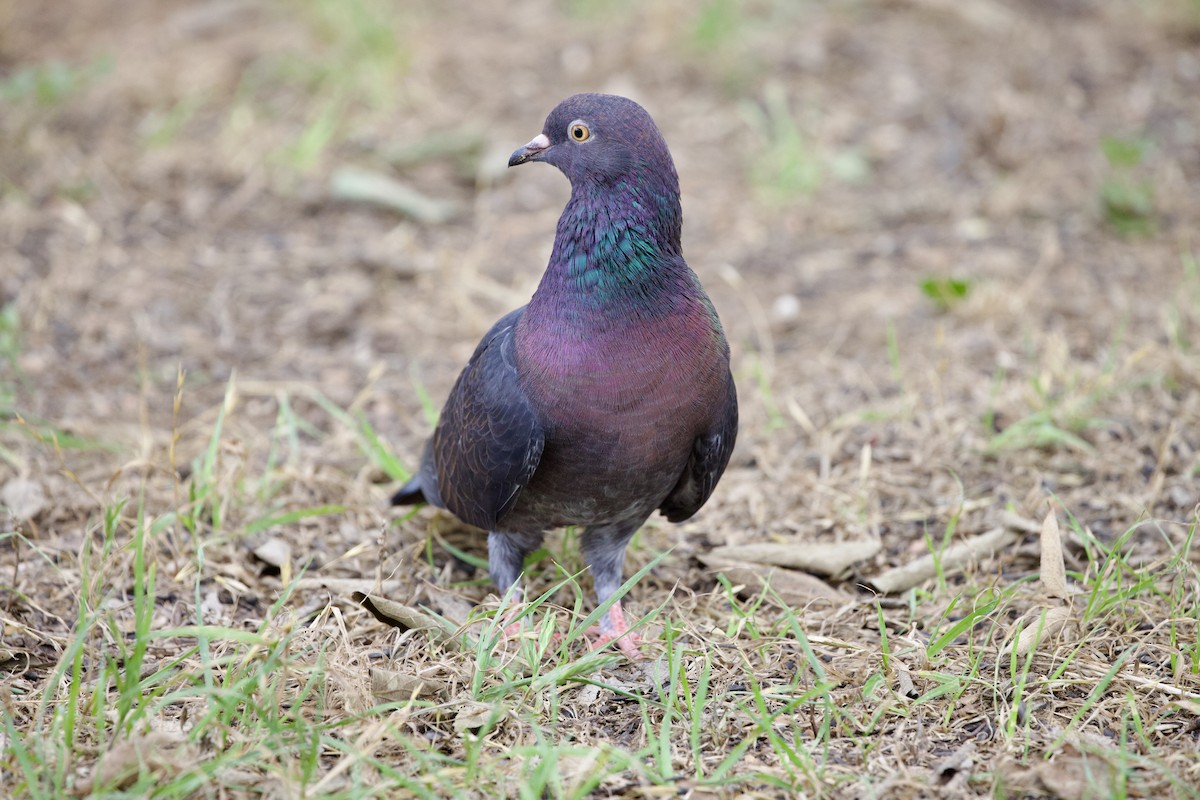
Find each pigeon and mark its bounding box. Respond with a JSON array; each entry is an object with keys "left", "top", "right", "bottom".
[{"left": 392, "top": 93, "right": 737, "bottom": 658}]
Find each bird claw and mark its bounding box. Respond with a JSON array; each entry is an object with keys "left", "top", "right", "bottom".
[
  {"left": 585, "top": 600, "right": 646, "bottom": 659},
  {"left": 503, "top": 599, "right": 642, "bottom": 658},
  {"left": 588, "top": 627, "right": 645, "bottom": 660},
  {"left": 503, "top": 612, "right": 564, "bottom": 647}
]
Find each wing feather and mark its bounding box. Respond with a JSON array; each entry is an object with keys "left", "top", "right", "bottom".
[
  {"left": 430, "top": 308, "right": 544, "bottom": 531},
  {"left": 659, "top": 372, "right": 738, "bottom": 523}
]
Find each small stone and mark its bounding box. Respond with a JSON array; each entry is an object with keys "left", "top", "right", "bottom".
[
  {"left": 1, "top": 478, "right": 46, "bottom": 521},
  {"left": 771, "top": 294, "right": 802, "bottom": 326},
  {"left": 1168, "top": 484, "right": 1195, "bottom": 509},
  {"left": 252, "top": 537, "right": 291, "bottom": 569},
  {"left": 955, "top": 216, "right": 991, "bottom": 241}
]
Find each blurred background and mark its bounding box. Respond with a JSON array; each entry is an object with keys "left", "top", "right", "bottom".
[{"left": 1, "top": 0, "right": 1198, "bottom": 555}]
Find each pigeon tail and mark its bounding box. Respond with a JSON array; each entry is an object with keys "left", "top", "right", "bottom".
[{"left": 390, "top": 475, "right": 427, "bottom": 506}]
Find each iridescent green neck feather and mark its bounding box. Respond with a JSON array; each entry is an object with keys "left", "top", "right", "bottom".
[{"left": 537, "top": 170, "right": 690, "bottom": 316}]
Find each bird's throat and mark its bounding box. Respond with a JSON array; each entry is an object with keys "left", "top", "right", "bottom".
[{"left": 533, "top": 177, "right": 687, "bottom": 322}]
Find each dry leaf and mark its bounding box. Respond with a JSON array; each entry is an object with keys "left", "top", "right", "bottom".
[
  {"left": 869, "top": 526, "right": 1016, "bottom": 593},
  {"left": 557, "top": 750, "right": 610, "bottom": 797},
  {"left": 707, "top": 539, "right": 881, "bottom": 577},
  {"left": 999, "top": 511, "right": 1043, "bottom": 534},
  {"left": 638, "top": 656, "right": 671, "bottom": 700},
  {"left": 251, "top": 537, "right": 292, "bottom": 584},
  {"left": 1004, "top": 605, "right": 1072, "bottom": 660},
  {"left": 330, "top": 167, "right": 459, "bottom": 223},
  {"left": 251, "top": 537, "right": 291, "bottom": 568},
  {"left": 295, "top": 578, "right": 404, "bottom": 595},
  {"left": 74, "top": 732, "right": 193, "bottom": 796},
  {"left": 370, "top": 667, "right": 448, "bottom": 702},
  {"left": 1176, "top": 698, "right": 1200, "bottom": 715},
  {"left": 573, "top": 683, "right": 603, "bottom": 707},
  {"left": 895, "top": 663, "right": 917, "bottom": 699},
  {"left": 199, "top": 588, "right": 227, "bottom": 624},
  {"left": 454, "top": 701, "right": 501, "bottom": 733},
  {"left": 353, "top": 593, "right": 452, "bottom": 643},
  {"left": 698, "top": 556, "right": 849, "bottom": 604},
  {"left": 1036, "top": 745, "right": 1113, "bottom": 800},
  {"left": 0, "top": 648, "right": 28, "bottom": 671},
  {"left": 1040, "top": 511, "right": 1069, "bottom": 598},
  {"left": 934, "top": 740, "right": 976, "bottom": 788}
]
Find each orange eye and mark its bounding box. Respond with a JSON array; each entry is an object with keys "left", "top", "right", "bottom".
[{"left": 569, "top": 122, "right": 591, "bottom": 142}]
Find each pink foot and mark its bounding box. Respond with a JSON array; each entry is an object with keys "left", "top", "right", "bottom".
[
  {"left": 500, "top": 603, "right": 525, "bottom": 639},
  {"left": 587, "top": 601, "right": 645, "bottom": 660},
  {"left": 502, "top": 610, "right": 563, "bottom": 646}
]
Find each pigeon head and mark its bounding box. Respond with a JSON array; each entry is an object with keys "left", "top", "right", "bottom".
[{"left": 508, "top": 93, "right": 677, "bottom": 189}]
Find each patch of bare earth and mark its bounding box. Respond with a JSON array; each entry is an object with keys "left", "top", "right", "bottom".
[{"left": 2, "top": 0, "right": 1198, "bottom": 796}]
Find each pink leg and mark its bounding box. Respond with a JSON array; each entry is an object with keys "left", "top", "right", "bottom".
[
  {"left": 587, "top": 601, "right": 645, "bottom": 660},
  {"left": 501, "top": 606, "right": 563, "bottom": 646},
  {"left": 501, "top": 603, "right": 527, "bottom": 640}
]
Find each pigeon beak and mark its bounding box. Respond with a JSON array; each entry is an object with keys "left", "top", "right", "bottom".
[{"left": 508, "top": 133, "right": 551, "bottom": 167}]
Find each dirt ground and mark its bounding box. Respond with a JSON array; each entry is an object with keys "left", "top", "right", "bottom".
[{"left": 2, "top": 0, "right": 1199, "bottom": 797}]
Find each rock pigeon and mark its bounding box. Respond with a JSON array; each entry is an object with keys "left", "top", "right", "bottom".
[{"left": 392, "top": 94, "right": 737, "bottom": 658}]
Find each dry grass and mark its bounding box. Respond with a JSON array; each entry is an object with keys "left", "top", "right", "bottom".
[{"left": 2, "top": 0, "right": 1200, "bottom": 797}]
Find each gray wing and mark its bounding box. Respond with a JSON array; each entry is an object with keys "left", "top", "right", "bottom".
[
  {"left": 429, "top": 307, "right": 545, "bottom": 531},
  {"left": 659, "top": 371, "right": 738, "bottom": 523}
]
